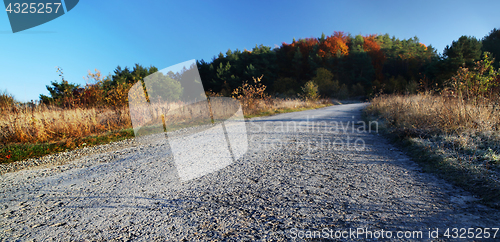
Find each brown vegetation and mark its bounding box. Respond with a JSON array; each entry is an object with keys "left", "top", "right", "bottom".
[
  {"left": 0, "top": 105, "right": 131, "bottom": 145},
  {"left": 1, "top": 76, "right": 330, "bottom": 147},
  {"left": 366, "top": 93, "right": 500, "bottom": 207},
  {"left": 368, "top": 94, "right": 500, "bottom": 137},
  {"left": 365, "top": 54, "right": 500, "bottom": 207}
]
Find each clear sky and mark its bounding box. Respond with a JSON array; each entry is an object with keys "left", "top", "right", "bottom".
[{"left": 1, "top": 0, "right": 499, "bottom": 102}]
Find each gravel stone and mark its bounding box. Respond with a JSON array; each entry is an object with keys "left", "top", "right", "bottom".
[{"left": 0, "top": 103, "right": 499, "bottom": 241}]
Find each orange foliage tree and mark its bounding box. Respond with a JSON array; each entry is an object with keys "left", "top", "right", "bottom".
[
  {"left": 363, "top": 35, "right": 386, "bottom": 81},
  {"left": 318, "top": 31, "right": 349, "bottom": 58}
]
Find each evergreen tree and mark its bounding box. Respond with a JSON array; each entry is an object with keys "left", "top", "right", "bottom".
[
  {"left": 443, "top": 35, "right": 482, "bottom": 68},
  {"left": 40, "top": 67, "right": 81, "bottom": 107},
  {"left": 292, "top": 47, "right": 303, "bottom": 83},
  {"left": 482, "top": 28, "right": 500, "bottom": 68},
  {"left": 319, "top": 32, "right": 326, "bottom": 43}
]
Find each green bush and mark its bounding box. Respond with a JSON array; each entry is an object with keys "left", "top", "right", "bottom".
[
  {"left": 300, "top": 81, "right": 319, "bottom": 101},
  {"left": 313, "top": 68, "right": 339, "bottom": 96}
]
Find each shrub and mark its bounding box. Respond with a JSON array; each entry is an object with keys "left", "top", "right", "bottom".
[
  {"left": 232, "top": 75, "right": 270, "bottom": 111},
  {"left": 313, "top": 68, "right": 339, "bottom": 96},
  {"left": 447, "top": 52, "right": 500, "bottom": 100},
  {"left": 300, "top": 81, "right": 319, "bottom": 101}
]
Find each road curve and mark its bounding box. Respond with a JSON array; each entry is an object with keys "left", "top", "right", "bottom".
[{"left": 1, "top": 103, "right": 499, "bottom": 241}]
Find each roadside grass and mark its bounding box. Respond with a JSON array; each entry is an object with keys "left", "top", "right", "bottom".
[
  {"left": 0, "top": 98, "right": 333, "bottom": 164},
  {"left": 0, "top": 105, "right": 131, "bottom": 144},
  {"left": 243, "top": 98, "right": 332, "bottom": 118},
  {"left": 0, "top": 129, "right": 134, "bottom": 164},
  {"left": 365, "top": 94, "right": 500, "bottom": 208},
  {"left": 244, "top": 105, "right": 331, "bottom": 119}
]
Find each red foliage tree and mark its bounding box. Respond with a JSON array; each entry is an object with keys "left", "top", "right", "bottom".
[{"left": 285, "top": 37, "right": 319, "bottom": 58}]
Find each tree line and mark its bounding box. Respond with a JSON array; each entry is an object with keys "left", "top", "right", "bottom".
[
  {"left": 198, "top": 29, "right": 499, "bottom": 98},
  {"left": 34, "top": 28, "right": 500, "bottom": 108}
]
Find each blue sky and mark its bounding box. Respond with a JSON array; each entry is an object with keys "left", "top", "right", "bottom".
[{"left": 1, "top": 0, "right": 499, "bottom": 102}]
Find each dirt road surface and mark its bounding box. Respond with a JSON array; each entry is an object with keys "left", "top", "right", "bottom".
[{"left": 1, "top": 103, "right": 499, "bottom": 241}]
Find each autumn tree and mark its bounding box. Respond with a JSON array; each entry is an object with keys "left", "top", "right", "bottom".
[
  {"left": 81, "top": 69, "right": 106, "bottom": 107},
  {"left": 363, "top": 35, "right": 385, "bottom": 81},
  {"left": 300, "top": 80, "right": 319, "bottom": 100},
  {"left": 195, "top": 30, "right": 492, "bottom": 99},
  {"left": 318, "top": 31, "right": 349, "bottom": 58}
]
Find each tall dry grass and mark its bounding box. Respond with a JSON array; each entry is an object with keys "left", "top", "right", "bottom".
[
  {"left": 367, "top": 93, "right": 500, "bottom": 207},
  {"left": 368, "top": 93, "right": 500, "bottom": 136},
  {"left": 233, "top": 97, "right": 330, "bottom": 117},
  {"left": 130, "top": 99, "right": 237, "bottom": 136},
  {"left": 269, "top": 98, "right": 330, "bottom": 112},
  {"left": 1, "top": 97, "right": 328, "bottom": 145},
  {"left": 0, "top": 105, "right": 131, "bottom": 144},
  {"left": 0, "top": 90, "right": 16, "bottom": 113}
]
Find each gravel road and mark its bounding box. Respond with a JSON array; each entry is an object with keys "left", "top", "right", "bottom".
[{"left": 1, "top": 103, "right": 499, "bottom": 241}]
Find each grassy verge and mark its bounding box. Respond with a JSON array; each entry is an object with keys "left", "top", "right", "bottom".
[
  {"left": 0, "top": 99, "right": 333, "bottom": 165},
  {"left": 365, "top": 94, "right": 500, "bottom": 208},
  {"left": 244, "top": 103, "right": 332, "bottom": 119},
  {"left": 0, "top": 129, "right": 134, "bottom": 164}
]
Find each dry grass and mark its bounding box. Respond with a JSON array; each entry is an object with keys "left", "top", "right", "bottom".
[
  {"left": 1, "top": 97, "right": 329, "bottom": 145},
  {"left": 0, "top": 105, "right": 131, "bottom": 145},
  {"left": 130, "top": 99, "right": 240, "bottom": 136},
  {"left": 368, "top": 93, "right": 500, "bottom": 136},
  {"left": 2, "top": 74, "right": 332, "bottom": 164},
  {"left": 242, "top": 98, "right": 331, "bottom": 117},
  {"left": 366, "top": 93, "right": 500, "bottom": 207},
  {"left": 366, "top": 93, "right": 500, "bottom": 163},
  {"left": 272, "top": 98, "right": 327, "bottom": 110}
]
